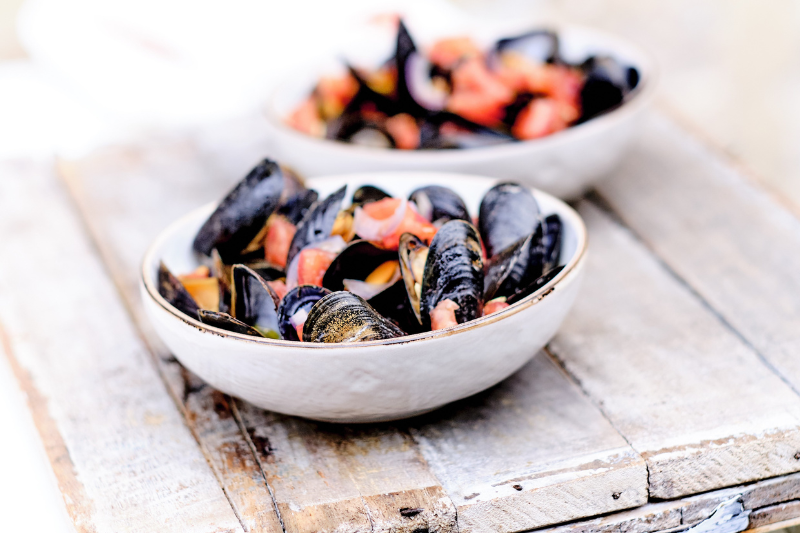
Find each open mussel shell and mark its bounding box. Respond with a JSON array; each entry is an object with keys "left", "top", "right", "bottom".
[
  {"left": 579, "top": 55, "right": 639, "bottom": 122},
  {"left": 277, "top": 285, "right": 331, "bottom": 341},
  {"left": 479, "top": 182, "right": 540, "bottom": 258},
  {"left": 303, "top": 291, "right": 405, "bottom": 343},
  {"left": 322, "top": 240, "right": 396, "bottom": 292},
  {"left": 277, "top": 188, "right": 319, "bottom": 226},
  {"left": 158, "top": 262, "right": 200, "bottom": 320},
  {"left": 408, "top": 185, "right": 470, "bottom": 225},
  {"left": 198, "top": 310, "right": 264, "bottom": 337},
  {"left": 506, "top": 265, "right": 565, "bottom": 305},
  {"left": 193, "top": 159, "right": 284, "bottom": 261},
  {"left": 231, "top": 264, "right": 281, "bottom": 339},
  {"left": 286, "top": 185, "right": 347, "bottom": 265},
  {"left": 366, "top": 279, "right": 424, "bottom": 335},
  {"left": 420, "top": 220, "right": 485, "bottom": 327},
  {"left": 541, "top": 214, "right": 562, "bottom": 274},
  {"left": 398, "top": 233, "right": 429, "bottom": 325},
  {"left": 352, "top": 185, "right": 391, "bottom": 206},
  {"left": 493, "top": 29, "right": 560, "bottom": 65}
]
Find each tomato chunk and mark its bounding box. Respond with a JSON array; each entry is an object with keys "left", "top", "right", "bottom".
[
  {"left": 264, "top": 216, "right": 296, "bottom": 269},
  {"left": 484, "top": 297, "right": 510, "bottom": 316},
  {"left": 286, "top": 97, "right": 325, "bottom": 137},
  {"left": 385, "top": 113, "right": 420, "bottom": 150},
  {"left": 429, "top": 37, "right": 483, "bottom": 69},
  {"left": 511, "top": 98, "right": 568, "bottom": 140},
  {"left": 296, "top": 248, "right": 337, "bottom": 287},
  {"left": 267, "top": 280, "right": 288, "bottom": 302},
  {"left": 317, "top": 74, "right": 359, "bottom": 119},
  {"left": 447, "top": 58, "right": 514, "bottom": 127},
  {"left": 430, "top": 299, "right": 460, "bottom": 331}
]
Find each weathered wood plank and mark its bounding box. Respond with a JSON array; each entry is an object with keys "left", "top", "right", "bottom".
[
  {"left": 410, "top": 352, "right": 648, "bottom": 533},
  {"left": 550, "top": 201, "right": 800, "bottom": 500},
  {"left": 0, "top": 159, "right": 244, "bottom": 533},
  {"left": 748, "top": 501, "right": 800, "bottom": 530},
  {"left": 597, "top": 111, "right": 800, "bottom": 396},
  {"left": 236, "top": 401, "right": 458, "bottom": 533},
  {"left": 59, "top": 128, "right": 284, "bottom": 533}
]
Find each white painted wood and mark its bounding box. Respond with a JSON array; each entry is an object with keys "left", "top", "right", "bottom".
[
  {"left": 550, "top": 201, "right": 800, "bottom": 500},
  {"left": 597, "top": 110, "right": 800, "bottom": 400},
  {"left": 411, "top": 352, "right": 648, "bottom": 533},
  {"left": 0, "top": 159, "right": 243, "bottom": 532}
]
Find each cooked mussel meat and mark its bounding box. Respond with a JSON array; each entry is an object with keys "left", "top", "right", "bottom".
[
  {"left": 398, "top": 233, "right": 429, "bottom": 324},
  {"left": 198, "top": 310, "right": 264, "bottom": 337},
  {"left": 408, "top": 185, "right": 470, "bottom": 225},
  {"left": 158, "top": 262, "right": 200, "bottom": 320},
  {"left": 479, "top": 182, "right": 540, "bottom": 258},
  {"left": 303, "top": 291, "right": 405, "bottom": 343},
  {"left": 231, "top": 264, "right": 281, "bottom": 338},
  {"left": 193, "top": 159, "right": 284, "bottom": 261},
  {"left": 419, "top": 220, "right": 484, "bottom": 327},
  {"left": 277, "top": 285, "right": 331, "bottom": 341}
]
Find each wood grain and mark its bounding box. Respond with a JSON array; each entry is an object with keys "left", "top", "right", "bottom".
[
  {"left": 410, "top": 352, "right": 648, "bottom": 533},
  {"left": 550, "top": 201, "right": 800, "bottom": 500},
  {"left": 0, "top": 159, "right": 243, "bottom": 533},
  {"left": 597, "top": 111, "right": 800, "bottom": 397}
]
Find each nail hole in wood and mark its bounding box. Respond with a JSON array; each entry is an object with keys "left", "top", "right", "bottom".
[
  {"left": 794, "top": 452, "right": 800, "bottom": 460},
  {"left": 612, "top": 492, "right": 621, "bottom": 499},
  {"left": 400, "top": 507, "right": 423, "bottom": 518},
  {"left": 512, "top": 484, "right": 523, "bottom": 491}
]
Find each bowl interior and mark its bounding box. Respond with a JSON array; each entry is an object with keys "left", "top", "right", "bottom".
[
  {"left": 269, "top": 24, "right": 655, "bottom": 144},
  {"left": 145, "top": 172, "right": 586, "bottom": 345}
]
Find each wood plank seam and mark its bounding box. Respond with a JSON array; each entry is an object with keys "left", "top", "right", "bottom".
[
  {"left": 586, "top": 190, "right": 800, "bottom": 402},
  {"left": 230, "top": 400, "right": 287, "bottom": 533},
  {"left": 543, "top": 346, "right": 653, "bottom": 501},
  {"left": 55, "top": 162, "right": 254, "bottom": 533}
]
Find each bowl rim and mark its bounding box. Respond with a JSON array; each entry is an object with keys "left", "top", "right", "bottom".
[
  {"left": 263, "top": 22, "right": 659, "bottom": 162},
  {"left": 141, "top": 171, "right": 588, "bottom": 349}
]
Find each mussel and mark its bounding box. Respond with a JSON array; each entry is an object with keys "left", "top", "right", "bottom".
[
  {"left": 277, "top": 285, "right": 331, "bottom": 341},
  {"left": 198, "top": 310, "right": 264, "bottom": 337},
  {"left": 398, "top": 233, "right": 429, "bottom": 324},
  {"left": 286, "top": 185, "right": 347, "bottom": 265},
  {"left": 408, "top": 185, "right": 470, "bottom": 225},
  {"left": 193, "top": 159, "right": 284, "bottom": 261},
  {"left": 231, "top": 264, "right": 281, "bottom": 338},
  {"left": 158, "top": 262, "right": 200, "bottom": 320},
  {"left": 303, "top": 291, "right": 405, "bottom": 343},
  {"left": 479, "top": 182, "right": 540, "bottom": 258},
  {"left": 493, "top": 29, "right": 560, "bottom": 65},
  {"left": 352, "top": 185, "right": 391, "bottom": 206},
  {"left": 579, "top": 55, "right": 639, "bottom": 121},
  {"left": 322, "top": 240, "right": 396, "bottom": 292},
  {"left": 419, "top": 220, "right": 484, "bottom": 326},
  {"left": 506, "top": 264, "right": 565, "bottom": 305}
]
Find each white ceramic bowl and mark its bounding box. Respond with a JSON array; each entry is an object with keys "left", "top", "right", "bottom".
[
  {"left": 141, "top": 172, "right": 587, "bottom": 422},
  {"left": 263, "top": 25, "right": 656, "bottom": 200}
]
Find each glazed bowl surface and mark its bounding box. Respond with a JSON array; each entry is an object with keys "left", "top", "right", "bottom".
[
  {"left": 264, "top": 24, "right": 657, "bottom": 200},
  {"left": 141, "top": 172, "right": 587, "bottom": 422}
]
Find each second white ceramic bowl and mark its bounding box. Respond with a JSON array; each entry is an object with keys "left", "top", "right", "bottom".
[
  {"left": 263, "top": 24, "right": 656, "bottom": 200},
  {"left": 141, "top": 172, "right": 587, "bottom": 422}
]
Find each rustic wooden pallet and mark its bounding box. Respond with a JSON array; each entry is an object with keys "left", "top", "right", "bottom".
[{"left": 3, "top": 109, "right": 800, "bottom": 533}]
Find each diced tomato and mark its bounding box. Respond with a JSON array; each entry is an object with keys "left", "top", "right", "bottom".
[
  {"left": 264, "top": 216, "right": 296, "bottom": 269},
  {"left": 296, "top": 248, "right": 337, "bottom": 287},
  {"left": 431, "top": 299, "right": 460, "bottom": 330},
  {"left": 362, "top": 198, "right": 438, "bottom": 250},
  {"left": 362, "top": 197, "right": 403, "bottom": 219},
  {"left": 267, "top": 280, "right": 288, "bottom": 302},
  {"left": 447, "top": 58, "right": 515, "bottom": 127},
  {"left": 385, "top": 113, "right": 420, "bottom": 150},
  {"left": 295, "top": 322, "right": 305, "bottom": 341},
  {"left": 317, "top": 74, "right": 359, "bottom": 119},
  {"left": 484, "top": 298, "right": 510, "bottom": 316},
  {"left": 429, "top": 37, "right": 483, "bottom": 69},
  {"left": 286, "top": 96, "right": 325, "bottom": 137},
  {"left": 511, "top": 98, "right": 568, "bottom": 140}
]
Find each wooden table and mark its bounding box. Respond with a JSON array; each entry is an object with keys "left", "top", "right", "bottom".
[{"left": 3, "top": 108, "right": 800, "bottom": 533}]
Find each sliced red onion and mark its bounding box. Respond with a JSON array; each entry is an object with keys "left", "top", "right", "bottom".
[
  {"left": 342, "top": 279, "right": 394, "bottom": 300},
  {"left": 352, "top": 199, "right": 407, "bottom": 242},
  {"left": 406, "top": 52, "right": 447, "bottom": 111},
  {"left": 289, "top": 308, "right": 309, "bottom": 329}
]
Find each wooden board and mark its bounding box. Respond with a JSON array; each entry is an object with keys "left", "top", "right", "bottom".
[
  {"left": 550, "top": 199, "right": 800, "bottom": 500},
  {"left": 0, "top": 159, "right": 243, "bottom": 533},
  {"left": 597, "top": 111, "right": 800, "bottom": 399},
  {"left": 410, "top": 352, "right": 647, "bottom": 533}
]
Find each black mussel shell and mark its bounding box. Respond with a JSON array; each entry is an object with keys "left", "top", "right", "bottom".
[
  {"left": 193, "top": 159, "right": 284, "bottom": 261},
  {"left": 367, "top": 279, "right": 425, "bottom": 335},
  {"left": 345, "top": 65, "right": 403, "bottom": 117},
  {"left": 506, "top": 265, "right": 565, "bottom": 305},
  {"left": 393, "top": 20, "right": 428, "bottom": 117},
  {"left": 493, "top": 29, "right": 560, "bottom": 65},
  {"left": 211, "top": 249, "right": 232, "bottom": 314},
  {"left": 479, "top": 182, "right": 540, "bottom": 258},
  {"left": 421, "top": 112, "right": 514, "bottom": 150},
  {"left": 322, "top": 240, "right": 396, "bottom": 292},
  {"left": 398, "top": 233, "right": 429, "bottom": 325},
  {"left": 241, "top": 260, "right": 284, "bottom": 282},
  {"left": 408, "top": 185, "right": 470, "bottom": 224},
  {"left": 541, "top": 214, "right": 562, "bottom": 274},
  {"left": 303, "top": 291, "right": 405, "bottom": 343},
  {"left": 420, "top": 220, "right": 484, "bottom": 326},
  {"left": 277, "top": 188, "right": 319, "bottom": 226},
  {"left": 579, "top": 56, "right": 638, "bottom": 122},
  {"left": 286, "top": 186, "right": 347, "bottom": 266},
  {"left": 503, "top": 93, "right": 536, "bottom": 127},
  {"left": 327, "top": 112, "right": 396, "bottom": 148},
  {"left": 277, "top": 285, "right": 331, "bottom": 341},
  {"left": 158, "top": 262, "right": 200, "bottom": 320},
  {"left": 403, "top": 50, "right": 448, "bottom": 113},
  {"left": 198, "top": 310, "right": 264, "bottom": 337},
  {"left": 231, "top": 264, "right": 281, "bottom": 339},
  {"left": 352, "top": 185, "right": 391, "bottom": 206}
]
